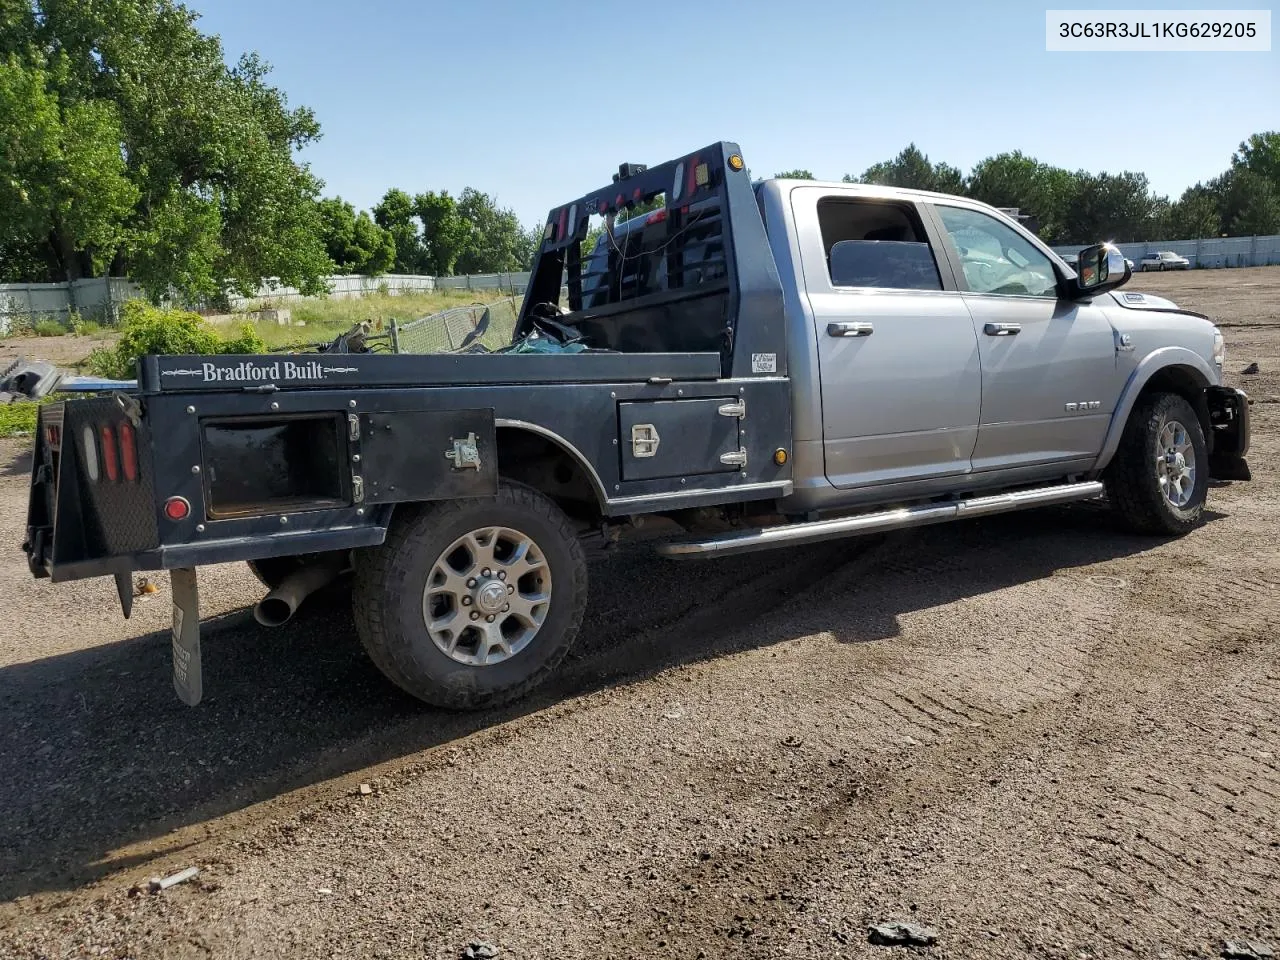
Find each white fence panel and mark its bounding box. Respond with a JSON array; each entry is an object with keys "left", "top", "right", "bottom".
[
  {"left": 228, "top": 273, "right": 438, "bottom": 310},
  {"left": 1052, "top": 234, "right": 1280, "bottom": 269}
]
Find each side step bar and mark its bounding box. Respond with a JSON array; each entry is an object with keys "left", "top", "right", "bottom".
[{"left": 655, "top": 481, "right": 1105, "bottom": 559}]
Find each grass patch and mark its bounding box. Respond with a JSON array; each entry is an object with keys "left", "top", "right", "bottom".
[
  {"left": 243, "top": 289, "right": 512, "bottom": 351},
  {"left": 0, "top": 396, "right": 54, "bottom": 438}
]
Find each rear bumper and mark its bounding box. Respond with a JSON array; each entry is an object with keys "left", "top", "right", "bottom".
[
  {"left": 32, "top": 523, "right": 388, "bottom": 583},
  {"left": 1207, "top": 385, "right": 1251, "bottom": 481}
]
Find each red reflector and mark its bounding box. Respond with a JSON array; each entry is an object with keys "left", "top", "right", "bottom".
[
  {"left": 645, "top": 209, "right": 668, "bottom": 225},
  {"left": 100, "top": 425, "right": 119, "bottom": 482},
  {"left": 164, "top": 497, "right": 190, "bottom": 521},
  {"left": 686, "top": 155, "right": 699, "bottom": 199},
  {"left": 46, "top": 425, "right": 60, "bottom": 447},
  {"left": 597, "top": 200, "right": 607, "bottom": 215},
  {"left": 118, "top": 422, "right": 138, "bottom": 482},
  {"left": 614, "top": 193, "right": 625, "bottom": 209},
  {"left": 632, "top": 187, "right": 642, "bottom": 201}
]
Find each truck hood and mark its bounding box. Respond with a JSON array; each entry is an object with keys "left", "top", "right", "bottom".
[
  {"left": 1107, "top": 289, "right": 1211, "bottom": 321},
  {"left": 1108, "top": 290, "right": 1180, "bottom": 311}
]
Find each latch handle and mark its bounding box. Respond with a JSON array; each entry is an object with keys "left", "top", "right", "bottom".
[{"left": 717, "top": 399, "right": 746, "bottom": 419}]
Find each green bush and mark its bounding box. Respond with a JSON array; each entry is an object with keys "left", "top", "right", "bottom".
[
  {"left": 86, "top": 301, "right": 267, "bottom": 380},
  {"left": 33, "top": 318, "right": 67, "bottom": 337},
  {"left": 0, "top": 396, "right": 54, "bottom": 438}
]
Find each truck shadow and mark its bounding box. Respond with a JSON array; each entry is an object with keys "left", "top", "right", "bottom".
[{"left": 0, "top": 501, "right": 1227, "bottom": 902}]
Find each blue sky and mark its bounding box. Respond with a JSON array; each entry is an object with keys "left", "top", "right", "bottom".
[{"left": 196, "top": 0, "right": 1278, "bottom": 228}]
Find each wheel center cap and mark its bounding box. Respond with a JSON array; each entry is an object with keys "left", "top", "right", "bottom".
[{"left": 475, "top": 580, "right": 507, "bottom": 614}]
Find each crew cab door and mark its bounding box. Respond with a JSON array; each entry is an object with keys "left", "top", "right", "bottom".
[
  {"left": 927, "top": 202, "right": 1119, "bottom": 470},
  {"left": 792, "top": 188, "right": 980, "bottom": 488}
]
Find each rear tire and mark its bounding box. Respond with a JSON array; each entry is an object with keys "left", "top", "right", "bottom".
[
  {"left": 351, "top": 481, "right": 588, "bottom": 710},
  {"left": 1105, "top": 392, "right": 1208, "bottom": 535}
]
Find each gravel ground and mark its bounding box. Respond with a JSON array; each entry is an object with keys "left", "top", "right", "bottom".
[{"left": 0, "top": 269, "right": 1278, "bottom": 959}]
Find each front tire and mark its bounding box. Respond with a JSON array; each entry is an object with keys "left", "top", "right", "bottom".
[
  {"left": 1105, "top": 392, "right": 1208, "bottom": 535},
  {"left": 351, "top": 481, "right": 588, "bottom": 710}
]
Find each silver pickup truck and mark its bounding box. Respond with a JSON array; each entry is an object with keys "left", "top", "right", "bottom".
[{"left": 18, "top": 141, "right": 1251, "bottom": 710}]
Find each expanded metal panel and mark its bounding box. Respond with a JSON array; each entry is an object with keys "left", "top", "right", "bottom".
[{"left": 59, "top": 397, "right": 160, "bottom": 560}]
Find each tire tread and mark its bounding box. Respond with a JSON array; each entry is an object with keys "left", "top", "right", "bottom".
[
  {"left": 1105, "top": 392, "right": 1206, "bottom": 536},
  {"left": 351, "top": 482, "right": 588, "bottom": 710}
]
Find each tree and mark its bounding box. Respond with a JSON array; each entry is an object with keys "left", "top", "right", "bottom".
[
  {"left": 1058, "top": 170, "right": 1167, "bottom": 244},
  {"left": 964, "top": 152, "right": 1075, "bottom": 243},
  {"left": 317, "top": 197, "right": 395, "bottom": 275},
  {"left": 454, "top": 188, "right": 536, "bottom": 275},
  {"left": 775, "top": 169, "right": 816, "bottom": 179},
  {"left": 0, "top": 0, "right": 334, "bottom": 302},
  {"left": 1168, "top": 184, "right": 1221, "bottom": 239},
  {"left": 1232, "top": 131, "right": 1280, "bottom": 189},
  {"left": 844, "top": 144, "right": 964, "bottom": 194},
  {"left": 414, "top": 191, "right": 469, "bottom": 276},
  {"left": 0, "top": 53, "right": 137, "bottom": 282},
  {"left": 374, "top": 188, "right": 427, "bottom": 274},
  {"left": 1217, "top": 168, "right": 1280, "bottom": 236}
]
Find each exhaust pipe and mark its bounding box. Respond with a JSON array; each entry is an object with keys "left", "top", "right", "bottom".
[{"left": 253, "top": 557, "right": 347, "bottom": 627}]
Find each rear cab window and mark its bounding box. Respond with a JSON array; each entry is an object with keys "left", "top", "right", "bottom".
[{"left": 814, "top": 198, "right": 944, "bottom": 291}]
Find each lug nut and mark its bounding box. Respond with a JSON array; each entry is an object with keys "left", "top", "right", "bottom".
[
  {"left": 482, "top": 568, "right": 491, "bottom": 577},
  {"left": 507, "top": 584, "right": 515, "bottom": 594},
  {"left": 503, "top": 603, "right": 510, "bottom": 612},
  {"left": 497, "top": 571, "right": 506, "bottom": 580},
  {"left": 467, "top": 578, "right": 477, "bottom": 588},
  {"left": 470, "top": 611, "right": 480, "bottom": 621},
  {"left": 485, "top": 615, "right": 495, "bottom": 623},
  {"left": 462, "top": 596, "right": 472, "bottom": 606}
]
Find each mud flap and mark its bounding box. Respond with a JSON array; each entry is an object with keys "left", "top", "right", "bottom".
[
  {"left": 170, "top": 567, "right": 202, "bottom": 706},
  {"left": 114, "top": 572, "right": 134, "bottom": 619}
]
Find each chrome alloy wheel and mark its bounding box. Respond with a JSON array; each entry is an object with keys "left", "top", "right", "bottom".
[
  {"left": 1156, "top": 420, "right": 1196, "bottom": 508},
  {"left": 422, "top": 526, "right": 552, "bottom": 666}
]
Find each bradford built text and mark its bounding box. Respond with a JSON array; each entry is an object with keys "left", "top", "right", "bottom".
[{"left": 200, "top": 360, "right": 327, "bottom": 382}]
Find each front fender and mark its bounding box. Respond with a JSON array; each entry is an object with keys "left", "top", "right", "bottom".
[{"left": 1093, "top": 347, "right": 1218, "bottom": 473}]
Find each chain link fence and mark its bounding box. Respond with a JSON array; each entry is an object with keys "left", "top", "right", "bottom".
[{"left": 390, "top": 297, "right": 522, "bottom": 354}]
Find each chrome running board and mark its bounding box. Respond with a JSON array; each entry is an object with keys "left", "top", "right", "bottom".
[{"left": 655, "top": 481, "right": 1105, "bottom": 559}]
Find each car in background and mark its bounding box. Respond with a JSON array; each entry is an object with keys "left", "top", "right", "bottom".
[{"left": 1140, "top": 250, "right": 1191, "bottom": 271}]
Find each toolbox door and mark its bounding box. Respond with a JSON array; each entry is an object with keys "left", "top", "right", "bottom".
[{"left": 618, "top": 398, "right": 743, "bottom": 481}]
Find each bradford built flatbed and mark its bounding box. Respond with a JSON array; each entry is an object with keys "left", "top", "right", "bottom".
[{"left": 21, "top": 140, "right": 1251, "bottom": 710}]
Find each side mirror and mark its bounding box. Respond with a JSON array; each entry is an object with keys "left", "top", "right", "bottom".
[{"left": 1069, "top": 242, "right": 1130, "bottom": 297}]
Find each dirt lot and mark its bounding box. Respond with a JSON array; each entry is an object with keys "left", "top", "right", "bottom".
[{"left": 0, "top": 268, "right": 1277, "bottom": 959}]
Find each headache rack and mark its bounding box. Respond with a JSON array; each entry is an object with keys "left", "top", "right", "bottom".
[{"left": 516, "top": 140, "right": 789, "bottom": 380}]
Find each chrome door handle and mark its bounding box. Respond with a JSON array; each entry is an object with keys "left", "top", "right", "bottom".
[
  {"left": 827, "top": 321, "right": 874, "bottom": 338},
  {"left": 983, "top": 322, "right": 1022, "bottom": 336}
]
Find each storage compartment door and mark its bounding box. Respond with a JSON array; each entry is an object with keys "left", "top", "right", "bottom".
[{"left": 618, "top": 398, "right": 742, "bottom": 481}]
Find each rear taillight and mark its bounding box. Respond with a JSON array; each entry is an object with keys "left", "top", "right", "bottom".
[
  {"left": 645, "top": 209, "right": 668, "bottom": 225},
  {"left": 118, "top": 422, "right": 138, "bottom": 482},
  {"left": 82, "top": 420, "right": 140, "bottom": 484},
  {"left": 100, "top": 425, "right": 119, "bottom": 482}
]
